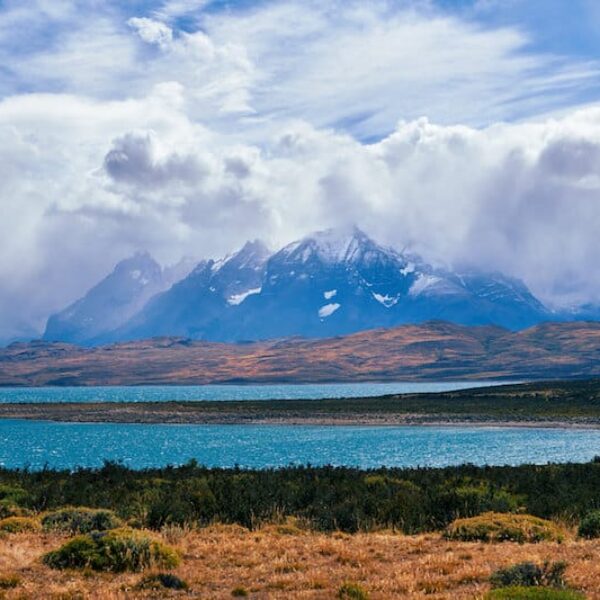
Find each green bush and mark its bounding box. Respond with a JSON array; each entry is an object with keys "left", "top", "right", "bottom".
[
  {"left": 136, "top": 573, "right": 189, "bottom": 590},
  {"left": 0, "top": 485, "right": 29, "bottom": 506},
  {"left": 0, "top": 485, "right": 31, "bottom": 520},
  {"left": 42, "top": 528, "right": 180, "bottom": 572},
  {"left": 444, "top": 513, "right": 564, "bottom": 543},
  {"left": 5, "top": 459, "right": 600, "bottom": 535},
  {"left": 146, "top": 477, "right": 217, "bottom": 528},
  {"left": 0, "top": 516, "right": 41, "bottom": 533},
  {"left": 42, "top": 507, "right": 122, "bottom": 534},
  {"left": 440, "top": 480, "right": 525, "bottom": 518},
  {"left": 577, "top": 510, "right": 600, "bottom": 539},
  {"left": 231, "top": 586, "right": 249, "bottom": 597},
  {"left": 338, "top": 582, "right": 369, "bottom": 599},
  {"left": 485, "top": 588, "right": 585, "bottom": 600},
  {"left": 490, "top": 561, "right": 567, "bottom": 588}
]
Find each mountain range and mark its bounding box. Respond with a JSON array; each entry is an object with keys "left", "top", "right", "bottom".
[{"left": 42, "top": 227, "right": 594, "bottom": 345}]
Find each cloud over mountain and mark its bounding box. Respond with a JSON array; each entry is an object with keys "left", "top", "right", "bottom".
[{"left": 0, "top": 0, "right": 599, "bottom": 341}]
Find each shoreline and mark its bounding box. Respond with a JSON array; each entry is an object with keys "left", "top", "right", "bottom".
[
  {"left": 0, "top": 405, "right": 599, "bottom": 429},
  {"left": 1, "top": 378, "right": 599, "bottom": 428}
]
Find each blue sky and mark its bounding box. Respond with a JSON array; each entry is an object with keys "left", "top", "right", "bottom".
[
  {"left": 1, "top": 0, "right": 600, "bottom": 134},
  {"left": 0, "top": 0, "right": 600, "bottom": 340}
]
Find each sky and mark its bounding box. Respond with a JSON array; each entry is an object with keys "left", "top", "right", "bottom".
[{"left": 2, "top": 0, "right": 600, "bottom": 341}]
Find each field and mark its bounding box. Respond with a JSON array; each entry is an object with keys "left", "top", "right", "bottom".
[
  {"left": 0, "top": 527, "right": 598, "bottom": 599},
  {"left": 1, "top": 379, "right": 599, "bottom": 426}
]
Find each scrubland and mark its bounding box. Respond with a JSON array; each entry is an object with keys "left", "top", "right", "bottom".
[{"left": 1, "top": 525, "right": 599, "bottom": 599}]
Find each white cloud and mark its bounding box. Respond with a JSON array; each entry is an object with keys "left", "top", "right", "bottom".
[
  {"left": 128, "top": 17, "right": 173, "bottom": 49},
  {"left": 0, "top": 0, "right": 599, "bottom": 341}
]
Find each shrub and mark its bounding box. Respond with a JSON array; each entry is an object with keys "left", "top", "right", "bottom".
[
  {"left": 0, "top": 485, "right": 29, "bottom": 506},
  {"left": 0, "top": 574, "right": 20, "bottom": 589},
  {"left": 146, "top": 477, "right": 217, "bottom": 528},
  {"left": 42, "top": 528, "right": 180, "bottom": 572},
  {"left": 0, "top": 516, "right": 41, "bottom": 533},
  {"left": 440, "top": 481, "right": 524, "bottom": 518},
  {"left": 485, "top": 588, "right": 585, "bottom": 600},
  {"left": 136, "top": 573, "right": 189, "bottom": 590},
  {"left": 42, "top": 507, "right": 122, "bottom": 534},
  {"left": 231, "top": 586, "right": 249, "bottom": 597},
  {"left": 577, "top": 510, "right": 600, "bottom": 539},
  {"left": 490, "top": 561, "right": 567, "bottom": 589},
  {"left": 338, "top": 582, "right": 369, "bottom": 599},
  {"left": 0, "top": 501, "right": 30, "bottom": 519},
  {"left": 444, "top": 513, "right": 564, "bottom": 543}
]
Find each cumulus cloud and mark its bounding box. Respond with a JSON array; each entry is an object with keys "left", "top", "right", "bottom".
[{"left": 0, "top": 0, "right": 599, "bottom": 341}]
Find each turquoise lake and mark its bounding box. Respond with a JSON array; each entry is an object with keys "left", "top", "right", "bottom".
[
  {"left": 1, "top": 381, "right": 594, "bottom": 472},
  {"left": 1, "top": 420, "right": 599, "bottom": 471},
  {"left": 0, "top": 381, "right": 509, "bottom": 403}
]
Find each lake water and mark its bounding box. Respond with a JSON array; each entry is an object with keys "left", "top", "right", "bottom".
[
  {"left": 0, "top": 420, "right": 598, "bottom": 471},
  {"left": 0, "top": 381, "right": 512, "bottom": 404}
]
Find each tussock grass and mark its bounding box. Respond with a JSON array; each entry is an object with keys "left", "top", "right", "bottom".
[
  {"left": 0, "top": 516, "right": 41, "bottom": 534},
  {"left": 41, "top": 507, "right": 122, "bottom": 534},
  {"left": 43, "top": 528, "right": 180, "bottom": 572},
  {"left": 444, "top": 513, "right": 565, "bottom": 543}
]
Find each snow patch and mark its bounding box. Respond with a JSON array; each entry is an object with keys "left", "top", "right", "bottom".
[
  {"left": 318, "top": 303, "right": 340, "bottom": 318},
  {"left": 324, "top": 289, "right": 337, "bottom": 300},
  {"left": 228, "top": 287, "right": 262, "bottom": 306},
  {"left": 409, "top": 274, "right": 442, "bottom": 296},
  {"left": 373, "top": 292, "right": 399, "bottom": 308}
]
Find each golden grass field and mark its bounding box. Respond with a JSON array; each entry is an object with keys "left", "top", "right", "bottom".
[{"left": 0, "top": 525, "right": 599, "bottom": 599}]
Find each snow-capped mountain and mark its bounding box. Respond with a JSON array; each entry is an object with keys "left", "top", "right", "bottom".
[
  {"left": 43, "top": 227, "right": 556, "bottom": 345},
  {"left": 107, "top": 239, "right": 271, "bottom": 342},
  {"left": 44, "top": 252, "right": 165, "bottom": 344},
  {"left": 43, "top": 252, "right": 194, "bottom": 345}
]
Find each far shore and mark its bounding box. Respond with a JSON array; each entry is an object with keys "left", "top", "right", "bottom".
[
  {"left": 1, "top": 401, "right": 600, "bottom": 429},
  {"left": 1, "top": 379, "right": 599, "bottom": 428}
]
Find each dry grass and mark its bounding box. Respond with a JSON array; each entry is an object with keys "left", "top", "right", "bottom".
[{"left": 0, "top": 526, "right": 599, "bottom": 599}]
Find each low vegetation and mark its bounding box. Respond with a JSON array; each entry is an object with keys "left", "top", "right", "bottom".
[
  {"left": 444, "top": 513, "right": 564, "bottom": 543},
  {"left": 490, "top": 561, "right": 568, "bottom": 588},
  {"left": 338, "top": 582, "right": 370, "bottom": 599},
  {"left": 135, "top": 572, "right": 189, "bottom": 590},
  {"left": 0, "top": 575, "right": 20, "bottom": 589},
  {"left": 0, "top": 516, "right": 41, "bottom": 533},
  {"left": 0, "top": 460, "right": 596, "bottom": 596},
  {"left": 42, "top": 528, "right": 180, "bottom": 572},
  {"left": 577, "top": 510, "right": 600, "bottom": 539},
  {"left": 2, "top": 460, "right": 600, "bottom": 534},
  {"left": 0, "top": 527, "right": 597, "bottom": 599},
  {"left": 41, "top": 507, "right": 122, "bottom": 534}
]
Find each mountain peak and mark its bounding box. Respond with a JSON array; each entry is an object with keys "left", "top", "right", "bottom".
[
  {"left": 114, "top": 251, "right": 160, "bottom": 275},
  {"left": 280, "top": 225, "right": 380, "bottom": 265},
  {"left": 212, "top": 239, "right": 270, "bottom": 274}
]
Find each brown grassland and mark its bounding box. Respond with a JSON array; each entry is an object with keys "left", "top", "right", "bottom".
[
  {"left": 0, "top": 525, "right": 599, "bottom": 599},
  {"left": 3, "top": 321, "right": 600, "bottom": 386}
]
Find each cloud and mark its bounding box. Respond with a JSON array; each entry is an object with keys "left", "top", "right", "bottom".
[
  {"left": 103, "top": 131, "right": 207, "bottom": 187},
  {"left": 0, "top": 0, "right": 599, "bottom": 341},
  {"left": 128, "top": 17, "right": 173, "bottom": 49}
]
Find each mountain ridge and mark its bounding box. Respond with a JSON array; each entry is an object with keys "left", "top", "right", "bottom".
[
  {"left": 9, "top": 320, "right": 600, "bottom": 386},
  {"left": 43, "top": 227, "right": 564, "bottom": 345}
]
